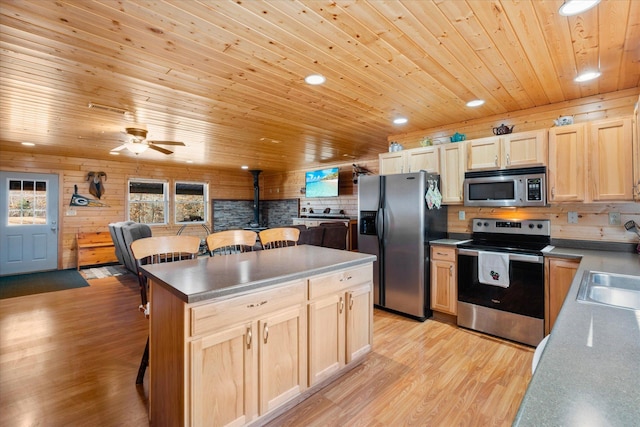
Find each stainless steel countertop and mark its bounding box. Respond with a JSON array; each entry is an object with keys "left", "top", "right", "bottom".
[
  {"left": 140, "top": 245, "right": 376, "bottom": 303},
  {"left": 514, "top": 247, "right": 640, "bottom": 426}
]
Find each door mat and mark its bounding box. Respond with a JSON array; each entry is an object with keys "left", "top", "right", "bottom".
[
  {"left": 81, "top": 265, "right": 130, "bottom": 280},
  {"left": 0, "top": 269, "right": 89, "bottom": 299}
]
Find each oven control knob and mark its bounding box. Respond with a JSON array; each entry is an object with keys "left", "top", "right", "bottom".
[
  {"left": 537, "top": 224, "right": 543, "bottom": 229},
  {"left": 477, "top": 221, "right": 482, "bottom": 227},
  {"left": 529, "top": 224, "right": 535, "bottom": 229},
  {"left": 484, "top": 222, "right": 489, "bottom": 227}
]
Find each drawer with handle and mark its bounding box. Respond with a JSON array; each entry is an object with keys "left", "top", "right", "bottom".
[
  {"left": 308, "top": 265, "right": 373, "bottom": 299},
  {"left": 431, "top": 246, "right": 456, "bottom": 262}
]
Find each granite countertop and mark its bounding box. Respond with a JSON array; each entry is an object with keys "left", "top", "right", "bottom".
[
  {"left": 140, "top": 245, "right": 376, "bottom": 304},
  {"left": 514, "top": 247, "right": 640, "bottom": 426}
]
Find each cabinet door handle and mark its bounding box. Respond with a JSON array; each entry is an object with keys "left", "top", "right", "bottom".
[
  {"left": 349, "top": 293, "right": 354, "bottom": 310},
  {"left": 494, "top": 155, "right": 498, "bottom": 166},
  {"left": 436, "top": 252, "right": 447, "bottom": 256},
  {"left": 551, "top": 187, "right": 555, "bottom": 199},
  {"left": 506, "top": 153, "right": 510, "bottom": 165},
  {"left": 263, "top": 323, "right": 269, "bottom": 344},
  {"left": 449, "top": 265, "right": 453, "bottom": 276},
  {"left": 340, "top": 275, "right": 353, "bottom": 282},
  {"left": 246, "top": 327, "right": 252, "bottom": 348},
  {"left": 339, "top": 296, "right": 344, "bottom": 314}
]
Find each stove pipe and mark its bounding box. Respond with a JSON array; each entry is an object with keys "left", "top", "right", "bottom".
[{"left": 249, "top": 170, "right": 262, "bottom": 226}]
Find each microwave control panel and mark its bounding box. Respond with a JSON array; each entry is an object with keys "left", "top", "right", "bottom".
[{"left": 526, "top": 178, "right": 543, "bottom": 201}]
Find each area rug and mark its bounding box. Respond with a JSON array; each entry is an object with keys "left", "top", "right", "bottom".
[
  {"left": 81, "top": 265, "right": 129, "bottom": 280},
  {"left": 0, "top": 269, "right": 89, "bottom": 299}
]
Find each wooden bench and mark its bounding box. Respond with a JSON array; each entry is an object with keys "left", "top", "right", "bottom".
[{"left": 76, "top": 231, "right": 118, "bottom": 270}]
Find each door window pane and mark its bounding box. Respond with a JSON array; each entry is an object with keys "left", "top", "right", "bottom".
[
  {"left": 175, "top": 182, "right": 207, "bottom": 224},
  {"left": 128, "top": 180, "right": 168, "bottom": 224},
  {"left": 7, "top": 180, "right": 48, "bottom": 225}
]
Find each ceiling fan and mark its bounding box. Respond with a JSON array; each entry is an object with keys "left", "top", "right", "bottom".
[{"left": 111, "top": 127, "right": 185, "bottom": 155}]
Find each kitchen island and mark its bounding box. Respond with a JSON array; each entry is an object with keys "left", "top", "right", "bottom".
[
  {"left": 514, "top": 248, "right": 640, "bottom": 426},
  {"left": 140, "top": 245, "right": 376, "bottom": 427}
]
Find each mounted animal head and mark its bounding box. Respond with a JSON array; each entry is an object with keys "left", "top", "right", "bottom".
[{"left": 86, "top": 171, "right": 107, "bottom": 199}]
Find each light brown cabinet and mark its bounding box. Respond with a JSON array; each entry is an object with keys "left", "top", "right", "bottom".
[
  {"left": 379, "top": 146, "right": 440, "bottom": 175},
  {"left": 466, "top": 131, "right": 547, "bottom": 171},
  {"left": 544, "top": 257, "right": 580, "bottom": 335},
  {"left": 379, "top": 151, "right": 405, "bottom": 174},
  {"left": 307, "top": 266, "right": 373, "bottom": 386},
  {"left": 549, "top": 117, "right": 634, "bottom": 202},
  {"left": 548, "top": 123, "right": 587, "bottom": 202},
  {"left": 189, "top": 280, "right": 306, "bottom": 426},
  {"left": 589, "top": 117, "right": 634, "bottom": 201},
  {"left": 440, "top": 142, "right": 466, "bottom": 204},
  {"left": 430, "top": 245, "right": 457, "bottom": 315},
  {"left": 634, "top": 97, "right": 640, "bottom": 199}
]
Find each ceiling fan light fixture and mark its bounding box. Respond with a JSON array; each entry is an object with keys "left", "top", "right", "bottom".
[
  {"left": 126, "top": 142, "right": 149, "bottom": 154},
  {"left": 558, "top": 0, "right": 600, "bottom": 16},
  {"left": 574, "top": 70, "right": 601, "bottom": 82}
]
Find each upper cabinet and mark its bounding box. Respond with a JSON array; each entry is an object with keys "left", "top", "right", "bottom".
[
  {"left": 379, "top": 146, "right": 440, "bottom": 175},
  {"left": 379, "top": 151, "right": 405, "bottom": 175},
  {"left": 467, "top": 130, "right": 547, "bottom": 171},
  {"left": 440, "top": 142, "right": 466, "bottom": 204},
  {"left": 589, "top": 117, "right": 634, "bottom": 201},
  {"left": 548, "top": 123, "right": 587, "bottom": 202},
  {"left": 635, "top": 98, "right": 640, "bottom": 200},
  {"left": 548, "top": 118, "right": 635, "bottom": 203}
]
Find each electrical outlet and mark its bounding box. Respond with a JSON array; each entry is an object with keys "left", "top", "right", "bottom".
[
  {"left": 458, "top": 210, "right": 466, "bottom": 220},
  {"left": 609, "top": 212, "right": 621, "bottom": 226},
  {"left": 568, "top": 211, "right": 578, "bottom": 224},
  {"left": 66, "top": 209, "right": 77, "bottom": 216}
]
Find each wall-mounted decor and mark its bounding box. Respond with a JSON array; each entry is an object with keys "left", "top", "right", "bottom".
[
  {"left": 87, "top": 171, "right": 107, "bottom": 199},
  {"left": 70, "top": 185, "right": 109, "bottom": 207}
]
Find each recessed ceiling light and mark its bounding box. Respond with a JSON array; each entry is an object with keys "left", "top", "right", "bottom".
[
  {"left": 21, "top": 142, "right": 35, "bottom": 146},
  {"left": 466, "top": 99, "right": 485, "bottom": 107},
  {"left": 241, "top": 165, "right": 249, "bottom": 170},
  {"left": 559, "top": 0, "right": 600, "bottom": 16},
  {"left": 305, "top": 74, "right": 326, "bottom": 85},
  {"left": 109, "top": 151, "right": 120, "bottom": 155},
  {"left": 574, "top": 71, "right": 601, "bottom": 82},
  {"left": 185, "top": 160, "right": 193, "bottom": 164},
  {"left": 393, "top": 117, "right": 408, "bottom": 125}
]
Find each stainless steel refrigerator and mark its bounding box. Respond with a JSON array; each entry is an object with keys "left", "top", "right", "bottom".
[{"left": 358, "top": 171, "right": 447, "bottom": 320}]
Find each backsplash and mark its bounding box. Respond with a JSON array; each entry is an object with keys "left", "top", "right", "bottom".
[{"left": 211, "top": 199, "right": 299, "bottom": 230}]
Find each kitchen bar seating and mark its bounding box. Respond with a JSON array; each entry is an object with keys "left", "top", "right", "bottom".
[
  {"left": 259, "top": 227, "right": 300, "bottom": 249},
  {"left": 129, "top": 235, "right": 201, "bottom": 384},
  {"left": 206, "top": 229, "right": 258, "bottom": 255}
]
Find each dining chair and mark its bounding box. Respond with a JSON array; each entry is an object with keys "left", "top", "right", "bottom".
[
  {"left": 206, "top": 229, "right": 258, "bottom": 255},
  {"left": 129, "top": 235, "right": 201, "bottom": 385},
  {"left": 259, "top": 227, "right": 301, "bottom": 249}
]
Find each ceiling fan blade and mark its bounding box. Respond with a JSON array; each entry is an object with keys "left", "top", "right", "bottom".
[
  {"left": 148, "top": 144, "right": 174, "bottom": 155},
  {"left": 111, "top": 144, "right": 128, "bottom": 151},
  {"left": 147, "top": 140, "right": 185, "bottom": 146}
]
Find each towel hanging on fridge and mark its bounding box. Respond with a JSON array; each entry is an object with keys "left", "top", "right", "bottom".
[{"left": 478, "top": 251, "right": 510, "bottom": 288}]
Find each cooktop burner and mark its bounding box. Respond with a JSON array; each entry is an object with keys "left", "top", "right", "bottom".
[{"left": 458, "top": 218, "right": 551, "bottom": 255}]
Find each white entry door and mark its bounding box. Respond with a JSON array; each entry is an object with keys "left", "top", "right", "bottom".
[{"left": 0, "top": 172, "right": 59, "bottom": 275}]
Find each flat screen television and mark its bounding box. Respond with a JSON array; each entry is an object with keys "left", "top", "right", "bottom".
[{"left": 305, "top": 167, "right": 339, "bottom": 198}]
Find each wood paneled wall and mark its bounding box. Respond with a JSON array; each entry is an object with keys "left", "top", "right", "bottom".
[{"left": 0, "top": 152, "right": 254, "bottom": 269}]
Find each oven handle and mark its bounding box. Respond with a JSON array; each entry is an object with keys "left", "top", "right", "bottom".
[{"left": 457, "top": 248, "right": 543, "bottom": 264}]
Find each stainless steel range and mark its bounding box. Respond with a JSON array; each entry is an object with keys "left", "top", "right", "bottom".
[{"left": 456, "top": 218, "right": 552, "bottom": 347}]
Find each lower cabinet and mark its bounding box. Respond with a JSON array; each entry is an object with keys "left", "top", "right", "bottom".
[
  {"left": 307, "top": 266, "right": 373, "bottom": 386},
  {"left": 189, "top": 281, "right": 306, "bottom": 426},
  {"left": 430, "top": 245, "right": 457, "bottom": 315},
  {"left": 150, "top": 263, "right": 373, "bottom": 427},
  {"left": 545, "top": 257, "right": 580, "bottom": 334}
]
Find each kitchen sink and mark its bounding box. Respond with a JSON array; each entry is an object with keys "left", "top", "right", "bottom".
[{"left": 576, "top": 271, "right": 640, "bottom": 311}]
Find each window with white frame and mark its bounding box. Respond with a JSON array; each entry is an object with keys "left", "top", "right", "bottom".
[
  {"left": 128, "top": 179, "right": 168, "bottom": 225},
  {"left": 175, "top": 181, "right": 207, "bottom": 224}
]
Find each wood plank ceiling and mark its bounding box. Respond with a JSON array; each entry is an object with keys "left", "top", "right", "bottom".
[{"left": 1, "top": 0, "right": 638, "bottom": 173}]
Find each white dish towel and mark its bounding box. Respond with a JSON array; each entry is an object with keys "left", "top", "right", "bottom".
[{"left": 478, "top": 251, "right": 510, "bottom": 288}]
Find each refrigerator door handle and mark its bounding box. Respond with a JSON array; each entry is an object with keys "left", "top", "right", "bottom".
[{"left": 376, "top": 207, "right": 384, "bottom": 240}]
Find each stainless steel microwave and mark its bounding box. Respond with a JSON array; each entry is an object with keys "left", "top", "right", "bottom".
[{"left": 463, "top": 167, "right": 546, "bottom": 207}]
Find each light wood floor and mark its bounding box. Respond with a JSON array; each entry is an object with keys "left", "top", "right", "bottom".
[{"left": 0, "top": 272, "right": 533, "bottom": 426}]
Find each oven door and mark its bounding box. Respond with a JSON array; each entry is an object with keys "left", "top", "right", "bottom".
[{"left": 456, "top": 248, "right": 544, "bottom": 346}]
